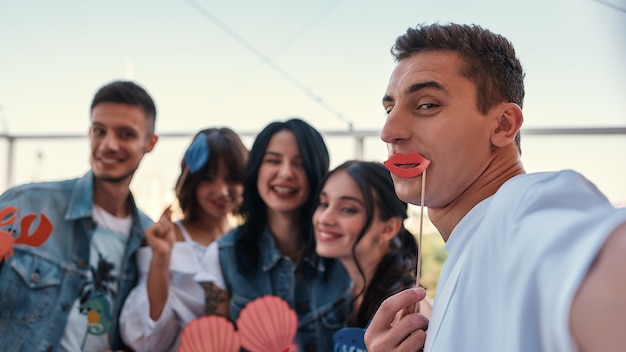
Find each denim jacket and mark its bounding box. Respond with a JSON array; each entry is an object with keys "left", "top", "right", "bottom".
[
  {"left": 0, "top": 171, "right": 151, "bottom": 352},
  {"left": 218, "top": 227, "right": 352, "bottom": 352}
]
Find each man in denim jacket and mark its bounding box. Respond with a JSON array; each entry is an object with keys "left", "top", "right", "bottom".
[{"left": 0, "top": 80, "right": 159, "bottom": 351}]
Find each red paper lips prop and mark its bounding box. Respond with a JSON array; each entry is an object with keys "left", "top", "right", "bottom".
[{"left": 384, "top": 152, "right": 430, "bottom": 178}]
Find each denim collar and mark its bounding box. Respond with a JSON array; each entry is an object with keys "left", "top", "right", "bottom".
[
  {"left": 64, "top": 170, "right": 141, "bottom": 222},
  {"left": 65, "top": 170, "right": 95, "bottom": 221},
  {"left": 259, "top": 227, "right": 325, "bottom": 273}
]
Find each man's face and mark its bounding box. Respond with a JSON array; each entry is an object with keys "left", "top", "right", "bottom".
[
  {"left": 89, "top": 102, "right": 157, "bottom": 185},
  {"left": 381, "top": 50, "right": 495, "bottom": 208}
]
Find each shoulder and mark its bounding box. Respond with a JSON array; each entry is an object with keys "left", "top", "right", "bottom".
[
  {"left": 493, "top": 170, "right": 611, "bottom": 216},
  {"left": 217, "top": 227, "right": 240, "bottom": 247},
  {"left": 484, "top": 170, "right": 617, "bottom": 244},
  {"left": 0, "top": 178, "right": 79, "bottom": 217},
  {"left": 134, "top": 209, "right": 154, "bottom": 228},
  {"left": 1, "top": 178, "right": 77, "bottom": 199},
  {"left": 128, "top": 188, "right": 155, "bottom": 228},
  {"left": 501, "top": 170, "right": 606, "bottom": 200}
]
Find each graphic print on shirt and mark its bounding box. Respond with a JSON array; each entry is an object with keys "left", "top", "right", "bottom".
[
  {"left": 78, "top": 251, "right": 117, "bottom": 349},
  {"left": 0, "top": 205, "right": 53, "bottom": 262}
]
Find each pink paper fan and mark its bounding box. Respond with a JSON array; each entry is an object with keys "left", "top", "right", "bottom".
[
  {"left": 179, "top": 315, "right": 240, "bottom": 352},
  {"left": 237, "top": 295, "right": 298, "bottom": 352}
]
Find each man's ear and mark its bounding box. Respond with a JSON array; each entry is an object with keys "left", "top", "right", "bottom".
[
  {"left": 491, "top": 103, "right": 523, "bottom": 148},
  {"left": 145, "top": 133, "right": 159, "bottom": 153}
]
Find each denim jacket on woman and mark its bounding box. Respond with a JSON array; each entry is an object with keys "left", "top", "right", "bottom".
[
  {"left": 0, "top": 171, "right": 151, "bottom": 352},
  {"left": 218, "top": 227, "right": 352, "bottom": 352}
]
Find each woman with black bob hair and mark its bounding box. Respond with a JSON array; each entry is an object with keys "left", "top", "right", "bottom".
[
  {"left": 197, "top": 118, "right": 351, "bottom": 351},
  {"left": 313, "top": 160, "right": 428, "bottom": 349}
]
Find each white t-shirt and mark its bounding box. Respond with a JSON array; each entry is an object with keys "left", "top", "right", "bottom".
[
  {"left": 425, "top": 170, "right": 626, "bottom": 352},
  {"left": 60, "top": 204, "right": 131, "bottom": 352}
]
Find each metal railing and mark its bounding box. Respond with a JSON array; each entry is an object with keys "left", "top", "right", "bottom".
[{"left": 1, "top": 126, "right": 626, "bottom": 189}]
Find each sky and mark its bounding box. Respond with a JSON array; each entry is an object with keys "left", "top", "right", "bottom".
[{"left": 1, "top": 0, "right": 625, "bottom": 218}]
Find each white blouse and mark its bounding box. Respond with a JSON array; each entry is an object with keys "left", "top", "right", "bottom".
[
  {"left": 194, "top": 240, "right": 225, "bottom": 289},
  {"left": 119, "top": 221, "right": 206, "bottom": 352}
]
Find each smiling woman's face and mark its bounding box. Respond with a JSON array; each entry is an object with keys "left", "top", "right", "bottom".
[
  {"left": 257, "top": 130, "right": 309, "bottom": 215},
  {"left": 313, "top": 170, "right": 389, "bottom": 263}
]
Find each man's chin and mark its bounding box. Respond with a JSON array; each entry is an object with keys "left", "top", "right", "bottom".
[
  {"left": 391, "top": 178, "right": 422, "bottom": 205},
  {"left": 93, "top": 169, "right": 136, "bottom": 184}
]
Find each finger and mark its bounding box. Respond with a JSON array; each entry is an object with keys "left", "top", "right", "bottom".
[
  {"left": 145, "top": 219, "right": 171, "bottom": 241},
  {"left": 383, "top": 313, "right": 428, "bottom": 352},
  {"left": 369, "top": 288, "right": 426, "bottom": 331},
  {"left": 365, "top": 317, "right": 427, "bottom": 352},
  {"left": 365, "top": 288, "right": 427, "bottom": 350},
  {"left": 397, "top": 328, "right": 427, "bottom": 352},
  {"left": 153, "top": 221, "right": 168, "bottom": 239},
  {"left": 392, "top": 312, "right": 429, "bottom": 338},
  {"left": 145, "top": 222, "right": 162, "bottom": 240},
  {"left": 160, "top": 205, "right": 172, "bottom": 220},
  {"left": 155, "top": 208, "right": 174, "bottom": 239}
]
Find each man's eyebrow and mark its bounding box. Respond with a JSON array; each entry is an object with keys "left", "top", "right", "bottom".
[
  {"left": 406, "top": 81, "right": 447, "bottom": 95},
  {"left": 383, "top": 81, "right": 448, "bottom": 104}
]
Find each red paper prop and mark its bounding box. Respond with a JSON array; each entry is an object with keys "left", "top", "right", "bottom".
[
  {"left": 0, "top": 205, "right": 53, "bottom": 262},
  {"left": 238, "top": 295, "right": 298, "bottom": 352},
  {"left": 179, "top": 315, "right": 240, "bottom": 352},
  {"left": 384, "top": 152, "right": 431, "bottom": 178},
  {"left": 179, "top": 295, "right": 298, "bottom": 352}
]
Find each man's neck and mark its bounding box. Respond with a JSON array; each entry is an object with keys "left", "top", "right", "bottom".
[
  {"left": 93, "top": 178, "right": 132, "bottom": 217},
  {"left": 430, "top": 154, "right": 525, "bottom": 241}
]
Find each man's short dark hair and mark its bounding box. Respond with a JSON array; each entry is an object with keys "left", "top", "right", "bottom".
[{"left": 90, "top": 80, "right": 157, "bottom": 133}]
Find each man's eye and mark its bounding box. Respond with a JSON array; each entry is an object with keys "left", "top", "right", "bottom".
[
  {"left": 418, "top": 103, "right": 439, "bottom": 110},
  {"left": 120, "top": 131, "right": 135, "bottom": 139}
]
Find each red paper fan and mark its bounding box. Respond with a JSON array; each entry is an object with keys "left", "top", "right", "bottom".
[
  {"left": 237, "top": 295, "right": 298, "bottom": 352},
  {"left": 179, "top": 315, "right": 240, "bottom": 352}
]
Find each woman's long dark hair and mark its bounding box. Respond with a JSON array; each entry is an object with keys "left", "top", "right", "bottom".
[
  {"left": 235, "top": 118, "right": 330, "bottom": 275},
  {"left": 322, "top": 160, "right": 418, "bottom": 327}
]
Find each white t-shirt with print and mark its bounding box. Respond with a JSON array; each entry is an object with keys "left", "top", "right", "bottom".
[{"left": 59, "top": 204, "right": 131, "bottom": 352}]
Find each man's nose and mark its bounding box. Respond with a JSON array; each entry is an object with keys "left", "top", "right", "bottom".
[
  {"left": 381, "top": 109, "right": 410, "bottom": 144},
  {"left": 100, "top": 133, "right": 120, "bottom": 150}
]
